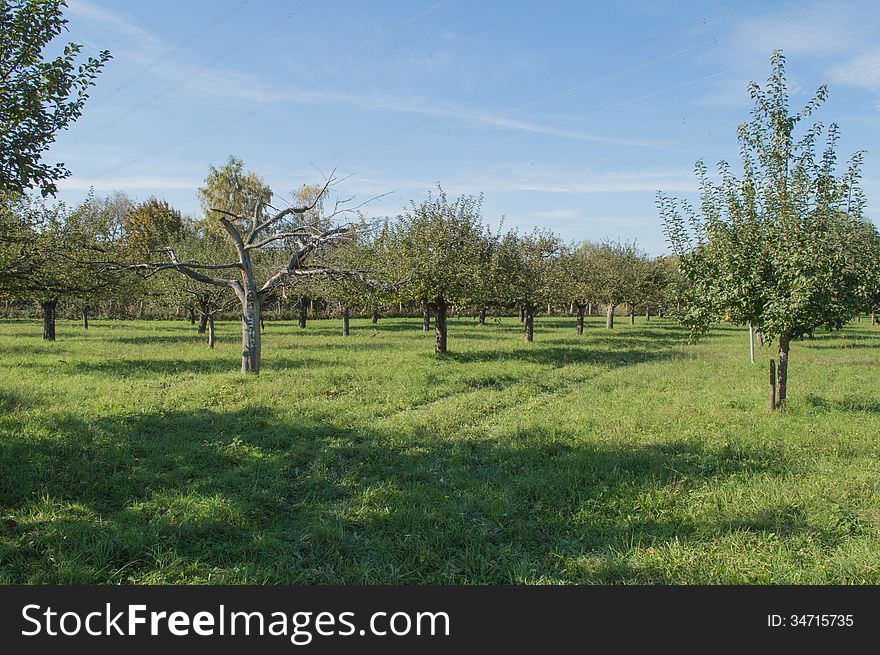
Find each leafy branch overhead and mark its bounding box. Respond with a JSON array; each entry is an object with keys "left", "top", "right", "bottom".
[{"left": 0, "top": 0, "right": 111, "bottom": 197}]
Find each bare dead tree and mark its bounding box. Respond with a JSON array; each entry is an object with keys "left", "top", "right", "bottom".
[{"left": 126, "top": 178, "right": 381, "bottom": 373}]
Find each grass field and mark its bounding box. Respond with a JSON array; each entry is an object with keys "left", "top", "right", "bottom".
[{"left": 1, "top": 315, "right": 879, "bottom": 584}]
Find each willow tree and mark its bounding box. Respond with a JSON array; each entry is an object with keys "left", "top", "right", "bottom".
[
  {"left": 132, "top": 175, "right": 363, "bottom": 373},
  {"left": 197, "top": 155, "right": 272, "bottom": 238},
  {"left": 659, "top": 51, "right": 868, "bottom": 410}
]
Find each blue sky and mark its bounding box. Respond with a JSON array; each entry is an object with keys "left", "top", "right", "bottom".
[{"left": 48, "top": 0, "right": 880, "bottom": 254}]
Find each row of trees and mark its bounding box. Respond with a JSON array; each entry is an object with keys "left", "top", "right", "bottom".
[
  {"left": 1, "top": 163, "right": 682, "bottom": 364},
  {"left": 2, "top": 1, "right": 878, "bottom": 408}
]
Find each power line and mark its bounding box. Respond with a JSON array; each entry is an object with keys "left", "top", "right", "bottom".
[
  {"left": 87, "top": 0, "right": 251, "bottom": 108},
  {"left": 304, "top": 0, "right": 835, "bottom": 174},
  {"left": 65, "top": 5, "right": 306, "bottom": 148},
  {"left": 497, "top": 0, "right": 832, "bottom": 117},
  {"left": 307, "top": 0, "right": 757, "bottom": 168},
  {"left": 78, "top": 0, "right": 459, "bottom": 180}
]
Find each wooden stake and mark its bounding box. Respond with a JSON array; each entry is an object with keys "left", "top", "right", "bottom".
[
  {"left": 749, "top": 323, "right": 755, "bottom": 363},
  {"left": 769, "top": 359, "right": 776, "bottom": 411}
]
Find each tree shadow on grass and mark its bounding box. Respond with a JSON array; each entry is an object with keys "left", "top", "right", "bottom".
[
  {"left": 0, "top": 388, "right": 41, "bottom": 415},
  {"left": 804, "top": 394, "right": 880, "bottom": 414},
  {"left": 442, "top": 344, "right": 681, "bottom": 368},
  {"left": 12, "top": 353, "right": 350, "bottom": 379},
  {"left": 804, "top": 342, "right": 880, "bottom": 351},
  {"left": 110, "top": 335, "right": 210, "bottom": 346},
  {"left": 0, "top": 401, "right": 813, "bottom": 584}
]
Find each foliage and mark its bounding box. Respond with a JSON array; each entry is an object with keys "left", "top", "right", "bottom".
[
  {"left": 156, "top": 226, "right": 237, "bottom": 321},
  {"left": 121, "top": 197, "right": 185, "bottom": 260},
  {"left": 389, "top": 187, "right": 490, "bottom": 311},
  {"left": 492, "top": 228, "right": 560, "bottom": 311},
  {"left": 591, "top": 239, "right": 649, "bottom": 308},
  {"left": 2, "top": 194, "right": 114, "bottom": 304},
  {"left": 555, "top": 241, "right": 600, "bottom": 309},
  {"left": 0, "top": 0, "right": 110, "bottom": 196},
  {"left": 659, "top": 51, "right": 867, "bottom": 343},
  {"left": 197, "top": 155, "right": 272, "bottom": 237}
]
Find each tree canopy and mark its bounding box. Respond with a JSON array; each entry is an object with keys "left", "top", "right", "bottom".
[
  {"left": 659, "top": 51, "right": 871, "bottom": 408},
  {"left": 0, "top": 0, "right": 111, "bottom": 196}
]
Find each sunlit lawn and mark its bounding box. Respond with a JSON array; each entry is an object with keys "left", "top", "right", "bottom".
[{"left": 1, "top": 314, "right": 879, "bottom": 583}]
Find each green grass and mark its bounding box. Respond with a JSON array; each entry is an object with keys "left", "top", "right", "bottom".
[{"left": 1, "top": 314, "right": 879, "bottom": 584}]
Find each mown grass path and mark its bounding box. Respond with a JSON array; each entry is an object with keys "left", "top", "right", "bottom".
[{"left": 1, "top": 316, "right": 879, "bottom": 583}]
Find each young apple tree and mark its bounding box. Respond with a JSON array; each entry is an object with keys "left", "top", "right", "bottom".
[{"left": 659, "top": 51, "right": 869, "bottom": 409}]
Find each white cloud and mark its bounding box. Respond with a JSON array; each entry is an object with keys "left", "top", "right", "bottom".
[
  {"left": 828, "top": 52, "right": 880, "bottom": 92},
  {"left": 529, "top": 209, "right": 582, "bottom": 221},
  {"left": 456, "top": 165, "right": 698, "bottom": 195},
  {"left": 67, "top": 0, "right": 165, "bottom": 50},
  {"left": 261, "top": 86, "right": 666, "bottom": 148},
  {"left": 312, "top": 164, "right": 698, "bottom": 201},
  {"left": 697, "top": 3, "right": 880, "bottom": 106}
]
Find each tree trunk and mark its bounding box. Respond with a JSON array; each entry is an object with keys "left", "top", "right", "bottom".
[
  {"left": 42, "top": 300, "right": 57, "bottom": 341},
  {"left": 422, "top": 305, "right": 430, "bottom": 331},
  {"left": 576, "top": 305, "right": 585, "bottom": 335},
  {"left": 645, "top": 305, "right": 650, "bottom": 321},
  {"left": 189, "top": 306, "right": 196, "bottom": 325},
  {"left": 371, "top": 309, "right": 379, "bottom": 324},
  {"left": 198, "top": 313, "right": 208, "bottom": 334},
  {"left": 756, "top": 331, "right": 764, "bottom": 347},
  {"left": 519, "top": 306, "right": 525, "bottom": 322},
  {"left": 82, "top": 304, "right": 89, "bottom": 330},
  {"left": 298, "top": 297, "right": 308, "bottom": 328},
  {"left": 342, "top": 306, "right": 350, "bottom": 337},
  {"left": 524, "top": 306, "right": 534, "bottom": 342},
  {"left": 434, "top": 301, "right": 447, "bottom": 354},
  {"left": 776, "top": 332, "right": 790, "bottom": 410},
  {"left": 872, "top": 310, "right": 876, "bottom": 326},
  {"left": 587, "top": 302, "right": 592, "bottom": 316},
  {"left": 208, "top": 317, "right": 216, "bottom": 349},
  {"left": 629, "top": 303, "right": 635, "bottom": 325},
  {"left": 241, "top": 297, "right": 262, "bottom": 374},
  {"left": 606, "top": 304, "right": 615, "bottom": 329},
  {"left": 478, "top": 307, "right": 486, "bottom": 326}
]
